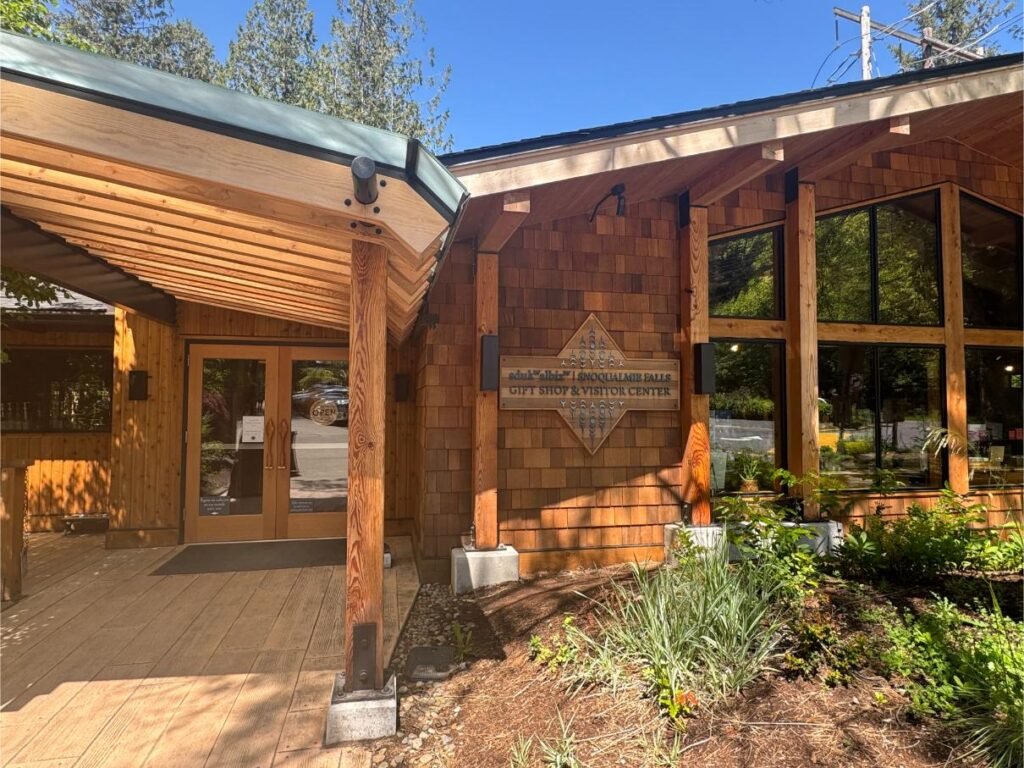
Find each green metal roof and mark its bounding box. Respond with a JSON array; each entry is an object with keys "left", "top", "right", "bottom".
[{"left": 0, "top": 31, "right": 466, "bottom": 221}]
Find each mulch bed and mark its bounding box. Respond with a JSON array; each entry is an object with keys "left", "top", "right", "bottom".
[{"left": 376, "top": 567, "right": 999, "bottom": 767}]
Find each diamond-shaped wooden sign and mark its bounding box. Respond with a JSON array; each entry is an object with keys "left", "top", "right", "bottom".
[{"left": 500, "top": 314, "right": 680, "bottom": 454}]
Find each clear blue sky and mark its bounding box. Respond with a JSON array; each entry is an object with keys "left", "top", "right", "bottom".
[{"left": 170, "top": 0, "right": 1022, "bottom": 152}]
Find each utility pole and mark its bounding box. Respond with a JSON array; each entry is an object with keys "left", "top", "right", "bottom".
[
  {"left": 834, "top": 6, "right": 985, "bottom": 67},
  {"left": 860, "top": 5, "right": 872, "bottom": 79}
]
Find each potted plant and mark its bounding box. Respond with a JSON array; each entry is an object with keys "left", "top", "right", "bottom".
[{"left": 733, "top": 451, "right": 761, "bottom": 493}]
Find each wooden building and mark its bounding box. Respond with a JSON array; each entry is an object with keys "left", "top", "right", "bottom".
[{"left": 2, "top": 31, "right": 1022, "bottom": 592}]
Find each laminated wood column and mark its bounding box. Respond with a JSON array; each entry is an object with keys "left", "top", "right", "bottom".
[
  {"left": 344, "top": 238, "right": 388, "bottom": 692},
  {"left": 940, "top": 183, "right": 968, "bottom": 494},
  {"left": 784, "top": 172, "right": 820, "bottom": 517},
  {"left": 679, "top": 200, "right": 711, "bottom": 525},
  {"left": 473, "top": 251, "right": 499, "bottom": 550}
]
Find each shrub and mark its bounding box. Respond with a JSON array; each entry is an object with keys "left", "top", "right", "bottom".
[
  {"left": 838, "top": 438, "right": 873, "bottom": 457},
  {"left": 564, "top": 533, "right": 788, "bottom": 723},
  {"left": 879, "top": 598, "right": 1024, "bottom": 768},
  {"left": 715, "top": 493, "right": 820, "bottom": 605},
  {"left": 834, "top": 487, "right": 988, "bottom": 582}
]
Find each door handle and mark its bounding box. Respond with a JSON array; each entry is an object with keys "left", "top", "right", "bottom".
[
  {"left": 264, "top": 418, "right": 275, "bottom": 470},
  {"left": 279, "top": 417, "right": 289, "bottom": 471}
]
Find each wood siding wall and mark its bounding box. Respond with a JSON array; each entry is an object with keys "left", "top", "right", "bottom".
[
  {"left": 107, "top": 308, "right": 183, "bottom": 547},
  {"left": 498, "top": 204, "right": 683, "bottom": 573},
  {"left": 708, "top": 138, "right": 1021, "bottom": 235},
  {"left": 2, "top": 326, "right": 114, "bottom": 531},
  {"left": 410, "top": 137, "right": 1022, "bottom": 576},
  {"left": 0, "top": 434, "right": 110, "bottom": 530}
]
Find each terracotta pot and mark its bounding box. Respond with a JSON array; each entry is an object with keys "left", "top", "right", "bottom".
[{"left": 739, "top": 479, "right": 759, "bottom": 493}]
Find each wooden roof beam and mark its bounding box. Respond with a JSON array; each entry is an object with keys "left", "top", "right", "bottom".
[
  {"left": 796, "top": 116, "right": 912, "bottom": 182},
  {"left": 477, "top": 191, "right": 531, "bottom": 252},
  {"left": 686, "top": 141, "right": 784, "bottom": 205}
]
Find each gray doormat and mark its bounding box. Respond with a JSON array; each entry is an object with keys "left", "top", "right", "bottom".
[{"left": 153, "top": 538, "right": 349, "bottom": 575}]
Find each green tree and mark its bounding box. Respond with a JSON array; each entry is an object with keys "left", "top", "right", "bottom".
[
  {"left": 1, "top": 0, "right": 57, "bottom": 38},
  {"left": 224, "top": 0, "right": 317, "bottom": 104},
  {"left": 0, "top": 0, "right": 80, "bottom": 320},
  {"left": 890, "top": 0, "right": 1018, "bottom": 70},
  {"left": 306, "top": 0, "right": 453, "bottom": 151},
  {"left": 55, "top": 0, "right": 218, "bottom": 80}
]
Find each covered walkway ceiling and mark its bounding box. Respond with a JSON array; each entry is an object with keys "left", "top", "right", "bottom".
[{"left": 0, "top": 32, "right": 466, "bottom": 340}]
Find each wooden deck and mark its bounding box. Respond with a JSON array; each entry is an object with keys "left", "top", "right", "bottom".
[{"left": 1, "top": 533, "right": 419, "bottom": 767}]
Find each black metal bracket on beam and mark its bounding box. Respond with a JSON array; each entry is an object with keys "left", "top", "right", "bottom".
[
  {"left": 351, "top": 156, "right": 379, "bottom": 205},
  {"left": 351, "top": 622, "right": 377, "bottom": 691},
  {"left": 785, "top": 168, "right": 802, "bottom": 204},
  {"left": 676, "top": 192, "right": 707, "bottom": 229},
  {"left": 677, "top": 191, "right": 691, "bottom": 229}
]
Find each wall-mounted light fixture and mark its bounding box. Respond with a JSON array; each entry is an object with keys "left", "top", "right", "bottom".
[{"left": 588, "top": 183, "right": 626, "bottom": 222}]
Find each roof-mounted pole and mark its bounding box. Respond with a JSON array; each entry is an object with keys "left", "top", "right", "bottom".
[
  {"left": 860, "top": 5, "right": 872, "bottom": 80},
  {"left": 351, "top": 156, "right": 379, "bottom": 205}
]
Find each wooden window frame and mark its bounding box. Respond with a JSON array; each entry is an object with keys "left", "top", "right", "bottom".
[
  {"left": 959, "top": 191, "right": 1024, "bottom": 331},
  {"left": 817, "top": 340, "right": 948, "bottom": 491},
  {"left": 707, "top": 225, "right": 785, "bottom": 322},
  {"left": 708, "top": 337, "right": 788, "bottom": 497},
  {"left": 816, "top": 189, "right": 944, "bottom": 329}
]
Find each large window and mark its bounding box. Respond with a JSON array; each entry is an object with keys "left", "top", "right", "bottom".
[
  {"left": 1, "top": 348, "right": 113, "bottom": 432},
  {"left": 818, "top": 344, "right": 943, "bottom": 489},
  {"left": 817, "top": 192, "right": 940, "bottom": 325},
  {"left": 965, "top": 347, "right": 1023, "bottom": 488},
  {"left": 709, "top": 228, "right": 782, "bottom": 319},
  {"left": 710, "top": 341, "right": 785, "bottom": 494},
  {"left": 960, "top": 194, "right": 1023, "bottom": 329}
]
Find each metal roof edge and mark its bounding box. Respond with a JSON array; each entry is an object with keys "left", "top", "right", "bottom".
[
  {"left": 440, "top": 52, "right": 1024, "bottom": 167},
  {"left": 0, "top": 31, "right": 466, "bottom": 222}
]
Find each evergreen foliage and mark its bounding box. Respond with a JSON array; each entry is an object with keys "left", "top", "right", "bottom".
[{"left": 891, "top": 0, "right": 1020, "bottom": 70}]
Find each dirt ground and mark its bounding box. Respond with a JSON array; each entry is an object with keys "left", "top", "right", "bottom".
[{"left": 378, "top": 568, "right": 988, "bottom": 768}]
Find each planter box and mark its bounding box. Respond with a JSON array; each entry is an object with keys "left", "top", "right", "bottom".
[{"left": 62, "top": 515, "right": 110, "bottom": 534}]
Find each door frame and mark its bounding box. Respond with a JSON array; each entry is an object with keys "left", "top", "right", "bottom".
[
  {"left": 184, "top": 344, "right": 280, "bottom": 543},
  {"left": 276, "top": 345, "right": 349, "bottom": 540},
  {"left": 182, "top": 341, "right": 349, "bottom": 544}
]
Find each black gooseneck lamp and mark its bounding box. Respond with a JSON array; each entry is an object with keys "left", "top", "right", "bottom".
[{"left": 588, "top": 183, "right": 626, "bottom": 222}]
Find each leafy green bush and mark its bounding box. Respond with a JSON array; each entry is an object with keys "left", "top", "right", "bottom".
[
  {"left": 838, "top": 438, "right": 873, "bottom": 457},
  {"left": 715, "top": 494, "right": 820, "bottom": 605},
  {"left": 563, "top": 533, "right": 788, "bottom": 723},
  {"left": 834, "top": 488, "right": 989, "bottom": 582},
  {"left": 879, "top": 598, "right": 1024, "bottom": 768}
]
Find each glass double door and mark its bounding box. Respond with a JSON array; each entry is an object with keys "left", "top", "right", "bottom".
[{"left": 184, "top": 344, "right": 349, "bottom": 543}]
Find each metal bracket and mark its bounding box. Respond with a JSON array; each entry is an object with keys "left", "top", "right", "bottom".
[{"left": 352, "top": 622, "right": 377, "bottom": 691}]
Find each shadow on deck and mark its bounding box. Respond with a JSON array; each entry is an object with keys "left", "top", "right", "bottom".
[{"left": 0, "top": 533, "right": 418, "bottom": 767}]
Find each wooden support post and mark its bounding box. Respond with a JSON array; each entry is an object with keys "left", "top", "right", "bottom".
[
  {"left": 940, "top": 183, "right": 969, "bottom": 494},
  {"left": 344, "top": 238, "right": 388, "bottom": 692},
  {"left": 784, "top": 172, "right": 820, "bottom": 517},
  {"left": 679, "top": 199, "right": 712, "bottom": 524},
  {"left": 1, "top": 460, "right": 30, "bottom": 602},
  {"left": 473, "top": 250, "right": 500, "bottom": 550}
]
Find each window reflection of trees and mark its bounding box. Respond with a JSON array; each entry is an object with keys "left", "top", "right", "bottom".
[
  {"left": 710, "top": 341, "right": 784, "bottom": 494},
  {"left": 818, "top": 344, "right": 942, "bottom": 489},
  {"left": 960, "top": 194, "right": 1023, "bottom": 330},
  {"left": 817, "top": 193, "right": 940, "bottom": 326},
  {"left": 199, "top": 359, "right": 266, "bottom": 501},
  {"left": 709, "top": 229, "right": 781, "bottom": 319}
]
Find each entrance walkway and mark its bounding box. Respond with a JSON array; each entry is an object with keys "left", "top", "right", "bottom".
[{"left": 1, "top": 534, "right": 418, "bottom": 767}]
